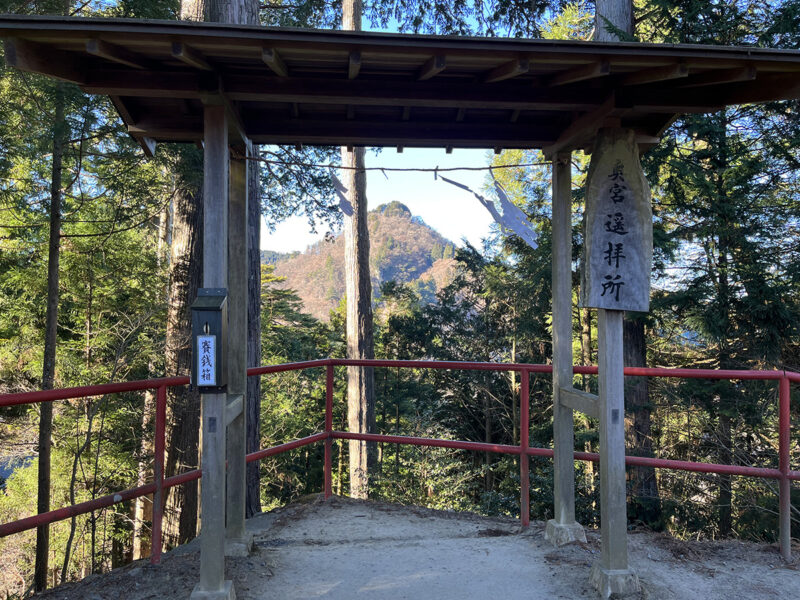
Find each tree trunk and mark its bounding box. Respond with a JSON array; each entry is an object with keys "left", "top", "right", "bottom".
[
  {"left": 163, "top": 177, "right": 203, "bottom": 547},
  {"left": 246, "top": 148, "right": 262, "bottom": 517},
  {"left": 341, "top": 145, "right": 377, "bottom": 499},
  {"left": 340, "top": 0, "right": 376, "bottom": 500},
  {"left": 623, "top": 317, "right": 661, "bottom": 526},
  {"left": 594, "top": 0, "right": 634, "bottom": 41},
  {"left": 133, "top": 202, "right": 171, "bottom": 559},
  {"left": 34, "top": 81, "right": 65, "bottom": 593}
]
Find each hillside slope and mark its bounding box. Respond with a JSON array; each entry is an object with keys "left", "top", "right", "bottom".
[{"left": 269, "top": 202, "right": 457, "bottom": 320}]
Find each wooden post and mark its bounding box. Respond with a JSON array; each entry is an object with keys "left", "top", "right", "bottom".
[
  {"left": 192, "top": 104, "right": 235, "bottom": 600},
  {"left": 225, "top": 146, "right": 252, "bottom": 556},
  {"left": 591, "top": 309, "right": 639, "bottom": 598},
  {"left": 545, "top": 152, "right": 587, "bottom": 546}
]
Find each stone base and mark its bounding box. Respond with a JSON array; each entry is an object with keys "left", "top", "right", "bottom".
[
  {"left": 590, "top": 563, "right": 640, "bottom": 599},
  {"left": 545, "top": 519, "right": 587, "bottom": 547},
  {"left": 190, "top": 580, "right": 236, "bottom": 600},
  {"left": 225, "top": 532, "right": 255, "bottom": 557}
]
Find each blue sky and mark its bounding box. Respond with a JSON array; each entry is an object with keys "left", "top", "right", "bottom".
[{"left": 260, "top": 147, "right": 497, "bottom": 252}]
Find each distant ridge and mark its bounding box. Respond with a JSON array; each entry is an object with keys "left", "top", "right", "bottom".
[{"left": 265, "top": 201, "right": 457, "bottom": 320}]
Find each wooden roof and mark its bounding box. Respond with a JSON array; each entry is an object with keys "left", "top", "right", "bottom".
[{"left": 3, "top": 15, "right": 800, "bottom": 154}]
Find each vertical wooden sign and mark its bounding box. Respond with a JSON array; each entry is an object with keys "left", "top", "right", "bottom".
[{"left": 582, "top": 128, "right": 652, "bottom": 313}]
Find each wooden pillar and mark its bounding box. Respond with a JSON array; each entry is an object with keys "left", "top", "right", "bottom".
[
  {"left": 192, "top": 104, "right": 235, "bottom": 600},
  {"left": 225, "top": 146, "right": 252, "bottom": 556},
  {"left": 545, "top": 151, "right": 587, "bottom": 546}
]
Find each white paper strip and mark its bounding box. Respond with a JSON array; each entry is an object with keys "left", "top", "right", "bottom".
[{"left": 197, "top": 334, "right": 217, "bottom": 386}]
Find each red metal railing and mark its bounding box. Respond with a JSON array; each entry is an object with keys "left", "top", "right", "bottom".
[{"left": 0, "top": 358, "right": 796, "bottom": 569}]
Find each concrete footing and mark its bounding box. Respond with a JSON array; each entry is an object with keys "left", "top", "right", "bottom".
[
  {"left": 590, "top": 564, "right": 640, "bottom": 599},
  {"left": 190, "top": 580, "right": 236, "bottom": 600},
  {"left": 544, "top": 519, "right": 587, "bottom": 546},
  {"left": 225, "top": 532, "right": 254, "bottom": 557}
]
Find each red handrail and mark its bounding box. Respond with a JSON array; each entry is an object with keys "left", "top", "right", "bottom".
[{"left": 0, "top": 358, "right": 795, "bottom": 571}]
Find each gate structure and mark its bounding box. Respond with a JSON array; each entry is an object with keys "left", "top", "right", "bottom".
[{"left": 3, "top": 14, "right": 800, "bottom": 598}]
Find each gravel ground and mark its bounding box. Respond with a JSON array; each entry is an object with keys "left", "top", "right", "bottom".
[{"left": 32, "top": 494, "right": 799, "bottom": 600}]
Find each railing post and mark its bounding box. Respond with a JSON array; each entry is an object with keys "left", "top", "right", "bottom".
[
  {"left": 151, "top": 384, "right": 167, "bottom": 565},
  {"left": 520, "top": 369, "right": 530, "bottom": 527},
  {"left": 779, "top": 375, "right": 792, "bottom": 561},
  {"left": 324, "top": 363, "right": 333, "bottom": 499}
]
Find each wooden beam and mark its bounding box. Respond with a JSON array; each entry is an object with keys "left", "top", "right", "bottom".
[
  {"left": 172, "top": 42, "right": 213, "bottom": 71},
  {"left": 138, "top": 136, "right": 157, "bottom": 157},
  {"left": 547, "top": 60, "right": 610, "bottom": 87},
  {"left": 417, "top": 54, "right": 446, "bottom": 81},
  {"left": 621, "top": 62, "right": 688, "bottom": 86},
  {"left": 262, "top": 47, "right": 288, "bottom": 77},
  {"left": 86, "top": 38, "right": 149, "bottom": 70},
  {"left": 484, "top": 58, "right": 529, "bottom": 83},
  {"left": 559, "top": 387, "right": 599, "bottom": 419},
  {"left": 222, "top": 95, "right": 248, "bottom": 143},
  {"left": 348, "top": 51, "right": 361, "bottom": 80},
  {"left": 543, "top": 94, "right": 616, "bottom": 158},
  {"left": 679, "top": 66, "right": 756, "bottom": 88},
  {"left": 3, "top": 38, "right": 85, "bottom": 84}
]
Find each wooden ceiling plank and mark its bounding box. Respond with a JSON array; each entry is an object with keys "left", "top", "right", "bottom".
[
  {"left": 679, "top": 66, "right": 756, "bottom": 88},
  {"left": 417, "top": 55, "right": 446, "bottom": 81},
  {"left": 172, "top": 42, "right": 214, "bottom": 71},
  {"left": 543, "top": 94, "right": 615, "bottom": 157},
  {"left": 484, "top": 58, "right": 529, "bottom": 83},
  {"left": 86, "top": 38, "right": 150, "bottom": 70},
  {"left": 3, "top": 37, "right": 86, "bottom": 84},
  {"left": 348, "top": 51, "right": 361, "bottom": 79},
  {"left": 547, "top": 60, "right": 610, "bottom": 87},
  {"left": 622, "top": 62, "right": 688, "bottom": 86},
  {"left": 262, "top": 47, "right": 289, "bottom": 77}
]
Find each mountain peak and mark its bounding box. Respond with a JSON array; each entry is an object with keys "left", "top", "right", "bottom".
[
  {"left": 267, "top": 203, "right": 456, "bottom": 320},
  {"left": 374, "top": 201, "right": 412, "bottom": 218}
]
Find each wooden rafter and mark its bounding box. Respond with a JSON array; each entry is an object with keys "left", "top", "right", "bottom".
[
  {"left": 262, "top": 47, "right": 288, "bottom": 77},
  {"left": 547, "top": 60, "right": 610, "bottom": 87},
  {"left": 348, "top": 51, "right": 361, "bottom": 79},
  {"left": 417, "top": 55, "right": 446, "bottom": 81},
  {"left": 484, "top": 58, "right": 529, "bottom": 83},
  {"left": 171, "top": 42, "right": 213, "bottom": 71},
  {"left": 86, "top": 39, "right": 149, "bottom": 69},
  {"left": 3, "top": 37, "right": 85, "bottom": 83},
  {"left": 622, "top": 62, "right": 688, "bottom": 86}
]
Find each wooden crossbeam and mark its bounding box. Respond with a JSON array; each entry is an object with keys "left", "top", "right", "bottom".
[
  {"left": 348, "top": 51, "right": 361, "bottom": 79},
  {"left": 4, "top": 38, "right": 85, "bottom": 84},
  {"left": 622, "top": 62, "right": 688, "bottom": 86},
  {"left": 559, "top": 387, "right": 599, "bottom": 419},
  {"left": 86, "top": 38, "right": 149, "bottom": 70},
  {"left": 417, "top": 55, "right": 446, "bottom": 81},
  {"left": 172, "top": 42, "right": 213, "bottom": 71},
  {"left": 543, "top": 94, "right": 616, "bottom": 158},
  {"left": 262, "top": 47, "right": 289, "bottom": 77},
  {"left": 547, "top": 60, "right": 610, "bottom": 87},
  {"left": 484, "top": 58, "right": 529, "bottom": 83},
  {"left": 679, "top": 66, "right": 756, "bottom": 88}
]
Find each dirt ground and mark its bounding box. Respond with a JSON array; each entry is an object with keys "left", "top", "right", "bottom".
[{"left": 33, "top": 495, "right": 799, "bottom": 600}]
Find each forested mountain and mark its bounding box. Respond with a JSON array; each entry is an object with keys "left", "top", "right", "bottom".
[{"left": 269, "top": 201, "right": 457, "bottom": 319}]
